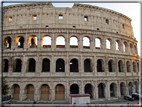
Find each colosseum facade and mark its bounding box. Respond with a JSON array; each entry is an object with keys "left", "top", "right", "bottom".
[{"left": 2, "top": 3, "right": 140, "bottom": 103}]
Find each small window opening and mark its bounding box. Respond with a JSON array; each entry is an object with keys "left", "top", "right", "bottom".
[
  {"left": 9, "top": 17, "right": 12, "bottom": 22},
  {"left": 32, "top": 15, "right": 37, "bottom": 20},
  {"left": 59, "top": 14, "right": 63, "bottom": 20},
  {"left": 122, "top": 24, "right": 125, "bottom": 29},
  {"left": 97, "top": 28, "right": 99, "bottom": 30},
  {"left": 106, "top": 19, "right": 109, "bottom": 24},
  {"left": 45, "top": 25, "right": 49, "bottom": 28},
  {"left": 84, "top": 16, "right": 88, "bottom": 21},
  {"left": 73, "top": 26, "right": 76, "bottom": 29},
  {"left": 116, "top": 32, "right": 118, "bottom": 33}
]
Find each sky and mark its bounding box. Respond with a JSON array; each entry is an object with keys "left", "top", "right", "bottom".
[{"left": 2, "top": 2, "right": 141, "bottom": 56}]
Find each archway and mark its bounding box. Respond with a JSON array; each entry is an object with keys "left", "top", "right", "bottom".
[
  {"left": 110, "top": 83, "right": 117, "bottom": 97},
  {"left": 85, "top": 84, "right": 93, "bottom": 98},
  {"left": 120, "top": 82, "right": 126, "bottom": 96},
  {"left": 41, "top": 84, "right": 49, "bottom": 100},
  {"left": 55, "top": 84, "right": 65, "bottom": 100},
  {"left": 27, "top": 84, "right": 34, "bottom": 100},
  {"left": 98, "top": 83, "right": 105, "bottom": 98},
  {"left": 70, "top": 84, "right": 79, "bottom": 94},
  {"left": 70, "top": 59, "right": 78, "bottom": 72},
  {"left": 13, "top": 84, "right": 20, "bottom": 100}
]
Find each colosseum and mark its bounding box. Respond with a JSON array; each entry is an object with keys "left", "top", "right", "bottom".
[{"left": 2, "top": 2, "right": 140, "bottom": 103}]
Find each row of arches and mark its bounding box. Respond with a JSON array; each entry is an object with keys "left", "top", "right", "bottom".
[
  {"left": 3, "top": 58, "right": 139, "bottom": 73},
  {"left": 11, "top": 81, "right": 139, "bottom": 100},
  {"left": 4, "top": 36, "right": 138, "bottom": 54}
]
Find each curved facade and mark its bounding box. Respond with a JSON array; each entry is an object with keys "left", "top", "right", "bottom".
[{"left": 2, "top": 3, "right": 139, "bottom": 102}]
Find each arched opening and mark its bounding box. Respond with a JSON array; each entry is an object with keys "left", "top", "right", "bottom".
[
  {"left": 106, "top": 39, "right": 111, "bottom": 49},
  {"left": 85, "top": 84, "right": 93, "bottom": 98},
  {"left": 13, "top": 84, "right": 20, "bottom": 100},
  {"left": 130, "top": 43, "right": 133, "bottom": 54},
  {"left": 28, "top": 59, "right": 36, "bottom": 72},
  {"left": 15, "top": 36, "right": 24, "bottom": 48},
  {"left": 108, "top": 60, "right": 115, "bottom": 72},
  {"left": 70, "top": 36, "right": 78, "bottom": 48},
  {"left": 28, "top": 36, "right": 37, "bottom": 48},
  {"left": 116, "top": 40, "right": 120, "bottom": 51},
  {"left": 137, "top": 62, "right": 139, "bottom": 72},
  {"left": 128, "top": 82, "right": 133, "bottom": 95},
  {"left": 134, "top": 81, "right": 138, "bottom": 93},
  {"left": 97, "top": 59, "right": 104, "bottom": 72},
  {"left": 84, "top": 59, "right": 92, "bottom": 72},
  {"left": 126, "top": 61, "right": 131, "bottom": 72},
  {"left": 98, "top": 83, "right": 105, "bottom": 98},
  {"left": 110, "top": 83, "right": 117, "bottom": 97},
  {"left": 70, "top": 84, "right": 79, "bottom": 94},
  {"left": 42, "top": 58, "right": 50, "bottom": 72},
  {"left": 134, "top": 45, "right": 137, "bottom": 54},
  {"left": 123, "top": 42, "right": 128, "bottom": 52},
  {"left": 3, "top": 59, "right": 9, "bottom": 72},
  {"left": 133, "top": 62, "right": 136, "bottom": 72},
  {"left": 15, "top": 59, "right": 22, "bottom": 72},
  {"left": 26, "top": 84, "right": 34, "bottom": 100},
  {"left": 83, "top": 36, "right": 90, "bottom": 49},
  {"left": 41, "top": 36, "right": 51, "bottom": 48},
  {"left": 95, "top": 38, "right": 101, "bottom": 49},
  {"left": 70, "top": 59, "right": 78, "bottom": 72},
  {"left": 55, "top": 84, "right": 65, "bottom": 100},
  {"left": 118, "top": 60, "right": 124, "bottom": 72},
  {"left": 56, "top": 36, "right": 65, "bottom": 48},
  {"left": 4, "top": 37, "right": 11, "bottom": 49},
  {"left": 120, "top": 82, "right": 126, "bottom": 96},
  {"left": 56, "top": 59, "right": 65, "bottom": 72},
  {"left": 40, "top": 84, "right": 49, "bottom": 100}
]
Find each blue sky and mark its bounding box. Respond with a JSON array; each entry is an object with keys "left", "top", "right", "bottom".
[{"left": 2, "top": 2, "right": 141, "bottom": 56}]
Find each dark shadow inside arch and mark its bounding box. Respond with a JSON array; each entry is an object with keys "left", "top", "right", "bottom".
[
  {"left": 97, "top": 59, "right": 104, "bottom": 72},
  {"left": 5, "top": 37, "right": 11, "bottom": 49},
  {"left": 3, "top": 59, "right": 9, "bottom": 72},
  {"left": 42, "top": 59, "right": 50, "bottom": 72},
  {"left": 98, "top": 83, "right": 105, "bottom": 98},
  {"left": 120, "top": 82, "right": 126, "bottom": 96},
  {"left": 84, "top": 59, "right": 92, "bottom": 72},
  {"left": 70, "top": 59, "right": 78, "bottom": 72},
  {"left": 70, "top": 84, "right": 79, "bottom": 94},
  {"left": 85, "top": 84, "right": 93, "bottom": 98},
  {"left": 56, "top": 59, "right": 65, "bottom": 72},
  {"left": 18, "top": 37, "right": 24, "bottom": 48},
  {"left": 15, "top": 59, "right": 22, "bottom": 72},
  {"left": 28, "top": 59, "right": 36, "bottom": 72}
]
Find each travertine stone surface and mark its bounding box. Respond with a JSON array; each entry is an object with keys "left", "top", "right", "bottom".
[{"left": 2, "top": 3, "right": 139, "bottom": 102}]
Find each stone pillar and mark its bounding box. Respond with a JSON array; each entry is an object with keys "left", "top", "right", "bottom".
[
  {"left": 81, "top": 81, "right": 84, "bottom": 94},
  {"left": 79, "top": 36, "right": 83, "bottom": 51},
  {"left": 34, "top": 83, "right": 40, "bottom": 101},
  {"left": 51, "top": 55, "right": 55, "bottom": 74},
  {"left": 94, "top": 55, "right": 97, "bottom": 76},
  {"left": 66, "top": 82, "right": 69, "bottom": 102},
  {"left": 80, "top": 55, "right": 83, "bottom": 75},
  {"left": 24, "top": 32, "right": 28, "bottom": 50},
  {"left": 37, "top": 31, "right": 41, "bottom": 50},
  {"left": 65, "top": 32, "right": 69, "bottom": 51},
  {"left": 20, "top": 83, "right": 26, "bottom": 101},
  {"left": 124, "top": 58, "right": 127, "bottom": 75},
  {"left": 94, "top": 82, "right": 98, "bottom": 100},
  {"left": 115, "top": 58, "right": 118, "bottom": 75},
  {"left": 111, "top": 38, "right": 115, "bottom": 51},
  {"left": 11, "top": 35, "right": 15, "bottom": 50},
  {"left": 51, "top": 33, "right": 55, "bottom": 51},
  {"left": 21, "top": 55, "right": 26, "bottom": 76},
  {"left": 90, "top": 35, "right": 94, "bottom": 51},
  {"left": 125, "top": 81, "right": 129, "bottom": 95},
  {"left": 132, "top": 43, "right": 135, "bottom": 55},
  {"left": 102, "top": 37, "right": 106, "bottom": 50},
  {"left": 117, "top": 81, "right": 120, "bottom": 98},
  {"left": 119, "top": 41, "right": 123, "bottom": 52},
  {"left": 106, "top": 81, "right": 110, "bottom": 100},
  {"left": 92, "top": 83, "right": 95, "bottom": 99},
  {"left": 8, "top": 57, "right": 13, "bottom": 76},
  {"left": 50, "top": 82, "right": 54, "bottom": 101},
  {"left": 66, "top": 55, "right": 69, "bottom": 76},
  {"left": 127, "top": 41, "right": 130, "bottom": 54}
]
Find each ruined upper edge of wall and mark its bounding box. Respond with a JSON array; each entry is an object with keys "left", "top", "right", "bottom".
[{"left": 3, "top": 2, "right": 132, "bottom": 21}]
